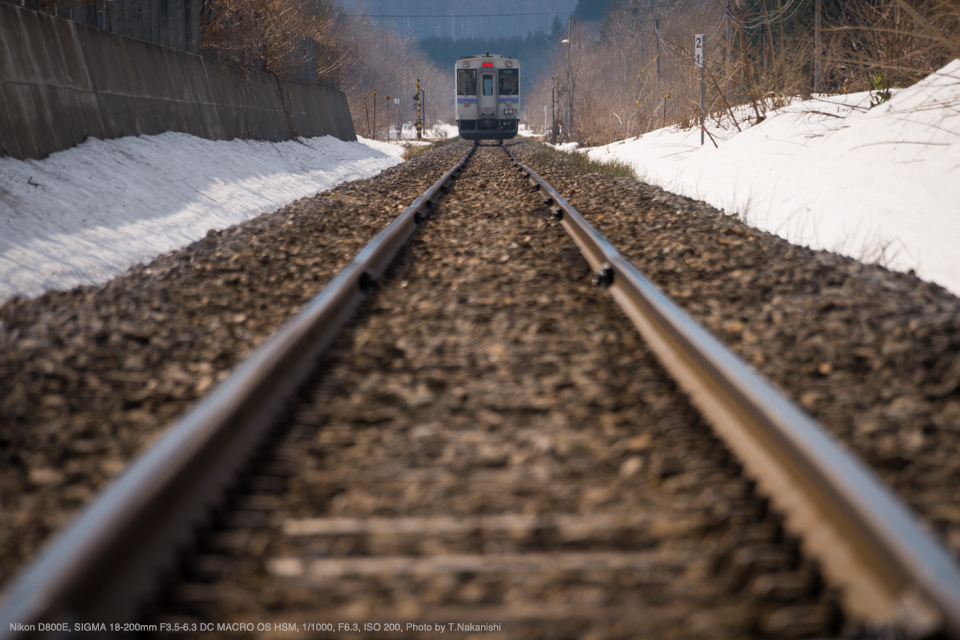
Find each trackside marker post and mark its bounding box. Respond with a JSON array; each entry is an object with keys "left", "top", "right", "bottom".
[{"left": 696, "top": 34, "right": 705, "bottom": 146}]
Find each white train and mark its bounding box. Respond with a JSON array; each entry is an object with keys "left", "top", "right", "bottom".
[{"left": 455, "top": 53, "right": 520, "bottom": 142}]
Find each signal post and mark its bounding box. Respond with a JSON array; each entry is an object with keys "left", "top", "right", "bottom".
[{"left": 414, "top": 78, "right": 422, "bottom": 140}]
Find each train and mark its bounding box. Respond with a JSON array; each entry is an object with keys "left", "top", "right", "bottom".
[{"left": 455, "top": 53, "right": 520, "bottom": 142}]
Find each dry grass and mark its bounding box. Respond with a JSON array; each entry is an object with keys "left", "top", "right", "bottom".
[
  {"left": 524, "top": 142, "right": 638, "bottom": 180},
  {"left": 402, "top": 137, "right": 462, "bottom": 161}
]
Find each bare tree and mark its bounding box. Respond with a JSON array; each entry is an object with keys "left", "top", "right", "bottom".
[
  {"left": 547, "top": 0, "right": 959, "bottom": 144},
  {"left": 338, "top": 19, "right": 453, "bottom": 139},
  {"left": 201, "top": 0, "right": 349, "bottom": 83}
]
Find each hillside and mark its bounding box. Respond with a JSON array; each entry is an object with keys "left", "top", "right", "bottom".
[{"left": 349, "top": 0, "right": 578, "bottom": 39}]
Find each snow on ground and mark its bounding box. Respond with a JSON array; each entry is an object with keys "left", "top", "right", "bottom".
[
  {"left": 4, "top": 59, "right": 959, "bottom": 304},
  {"left": 518, "top": 124, "right": 539, "bottom": 137},
  {"left": 383, "top": 122, "right": 457, "bottom": 141},
  {"left": 0, "top": 133, "right": 404, "bottom": 303},
  {"left": 431, "top": 122, "right": 460, "bottom": 139},
  {"left": 585, "top": 59, "right": 960, "bottom": 295}
]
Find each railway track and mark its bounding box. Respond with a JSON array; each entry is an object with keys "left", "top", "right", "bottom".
[{"left": 2, "top": 141, "right": 960, "bottom": 639}]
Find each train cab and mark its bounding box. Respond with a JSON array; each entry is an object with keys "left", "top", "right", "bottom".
[{"left": 456, "top": 53, "right": 520, "bottom": 141}]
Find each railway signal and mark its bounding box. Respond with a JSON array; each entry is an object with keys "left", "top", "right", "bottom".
[{"left": 415, "top": 78, "right": 422, "bottom": 140}]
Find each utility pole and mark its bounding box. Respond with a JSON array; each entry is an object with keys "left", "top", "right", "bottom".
[
  {"left": 384, "top": 94, "right": 393, "bottom": 139},
  {"left": 761, "top": 20, "right": 767, "bottom": 80},
  {"left": 393, "top": 97, "right": 401, "bottom": 140},
  {"left": 725, "top": 1, "right": 731, "bottom": 98},
  {"left": 362, "top": 90, "right": 376, "bottom": 138},
  {"left": 655, "top": 19, "right": 661, "bottom": 83},
  {"left": 814, "top": 0, "right": 822, "bottom": 92},
  {"left": 565, "top": 16, "right": 573, "bottom": 138},
  {"left": 637, "top": 36, "right": 650, "bottom": 110},
  {"left": 551, "top": 76, "right": 558, "bottom": 143},
  {"left": 655, "top": 17, "right": 665, "bottom": 130}
]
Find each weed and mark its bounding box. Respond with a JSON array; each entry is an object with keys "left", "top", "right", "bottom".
[
  {"left": 869, "top": 72, "right": 892, "bottom": 108},
  {"left": 524, "top": 142, "right": 638, "bottom": 180},
  {"left": 856, "top": 237, "right": 901, "bottom": 269},
  {"left": 402, "top": 137, "right": 461, "bottom": 161}
]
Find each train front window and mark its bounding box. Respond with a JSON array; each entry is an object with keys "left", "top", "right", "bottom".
[
  {"left": 457, "top": 69, "right": 476, "bottom": 96},
  {"left": 498, "top": 68, "right": 519, "bottom": 96},
  {"left": 482, "top": 74, "right": 493, "bottom": 96}
]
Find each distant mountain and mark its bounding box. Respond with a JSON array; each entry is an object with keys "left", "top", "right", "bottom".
[
  {"left": 347, "top": 0, "right": 579, "bottom": 39},
  {"left": 572, "top": 0, "right": 613, "bottom": 21}
]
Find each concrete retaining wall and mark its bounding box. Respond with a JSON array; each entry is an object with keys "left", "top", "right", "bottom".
[{"left": 0, "top": 2, "right": 356, "bottom": 160}]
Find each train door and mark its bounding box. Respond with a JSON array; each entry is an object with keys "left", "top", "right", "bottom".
[{"left": 478, "top": 71, "right": 496, "bottom": 117}]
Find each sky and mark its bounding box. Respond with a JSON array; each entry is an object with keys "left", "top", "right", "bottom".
[{"left": 1, "top": 58, "right": 958, "bottom": 303}]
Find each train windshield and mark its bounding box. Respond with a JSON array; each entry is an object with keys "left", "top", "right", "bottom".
[
  {"left": 498, "top": 68, "right": 519, "bottom": 96},
  {"left": 457, "top": 69, "right": 477, "bottom": 95},
  {"left": 482, "top": 75, "right": 493, "bottom": 96}
]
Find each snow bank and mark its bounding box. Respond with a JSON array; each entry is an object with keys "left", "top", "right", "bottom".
[
  {"left": 4, "top": 59, "right": 959, "bottom": 304},
  {"left": 0, "top": 133, "right": 404, "bottom": 302},
  {"left": 586, "top": 59, "right": 960, "bottom": 295}
]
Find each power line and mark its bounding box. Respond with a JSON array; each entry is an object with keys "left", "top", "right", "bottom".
[
  {"left": 740, "top": 0, "right": 796, "bottom": 25},
  {"left": 345, "top": 0, "right": 718, "bottom": 21},
  {"left": 733, "top": 0, "right": 806, "bottom": 31},
  {"left": 345, "top": 11, "right": 586, "bottom": 19}
]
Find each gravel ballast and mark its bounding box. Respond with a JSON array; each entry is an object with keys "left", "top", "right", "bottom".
[
  {"left": 160, "top": 145, "right": 841, "bottom": 639},
  {"left": 2, "top": 139, "right": 957, "bottom": 638},
  {"left": 513, "top": 142, "right": 960, "bottom": 561},
  {"left": 0, "top": 144, "right": 468, "bottom": 586}
]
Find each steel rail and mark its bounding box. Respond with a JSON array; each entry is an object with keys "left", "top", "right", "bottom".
[
  {"left": 505, "top": 146, "right": 960, "bottom": 639},
  {"left": 0, "top": 144, "right": 476, "bottom": 636}
]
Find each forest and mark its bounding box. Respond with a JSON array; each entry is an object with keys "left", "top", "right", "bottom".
[
  {"left": 526, "top": 0, "right": 960, "bottom": 144},
  {"left": 192, "top": 0, "right": 960, "bottom": 143}
]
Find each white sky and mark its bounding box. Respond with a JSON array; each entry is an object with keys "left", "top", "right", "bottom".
[{"left": 1, "top": 59, "right": 958, "bottom": 302}]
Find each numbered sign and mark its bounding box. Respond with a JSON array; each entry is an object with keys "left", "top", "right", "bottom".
[{"left": 695, "top": 34, "right": 704, "bottom": 68}]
